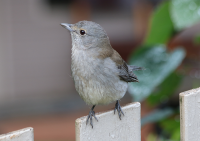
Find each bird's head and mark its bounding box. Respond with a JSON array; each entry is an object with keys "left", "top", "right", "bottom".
[{"left": 61, "top": 21, "right": 110, "bottom": 50}]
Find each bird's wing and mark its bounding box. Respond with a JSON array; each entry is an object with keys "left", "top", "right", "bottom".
[
  {"left": 110, "top": 50, "right": 142, "bottom": 82},
  {"left": 118, "top": 61, "right": 139, "bottom": 82}
]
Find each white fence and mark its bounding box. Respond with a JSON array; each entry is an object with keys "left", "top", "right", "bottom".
[
  {"left": 0, "top": 127, "right": 34, "bottom": 141},
  {"left": 180, "top": 87, "right": 200, "bottom": 141},
  {"left": 75, "top": 102, "right": 141, "bottom": 141},
  {"left": 0, "top": 87, "right": 199, "bottom": 141}
]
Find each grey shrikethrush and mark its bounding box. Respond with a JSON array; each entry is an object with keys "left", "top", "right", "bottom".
[{"left": 61, "top": 21, "right": 143, "bottom": 128}]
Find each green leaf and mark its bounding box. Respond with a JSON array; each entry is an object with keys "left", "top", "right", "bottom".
[
  {"left": 147, "top": 72, "right": 183, "bottom": 106},
  {"left": 147, "top": 134, "right": 157, "bottom": 141},
  {"left": 141, "top": 108, "right": 174, "bottom": 126},
  {"left": 170, "top": 0, "right": 200, "bottom": 31},
  {"left": 159, "top": 118, "right": 180, "bottom": 140},
  {"left": 144, "top": 1, "right": 174, "bottom": 45},
  {"left": 194, "top": 34, "right": 200, "bottom": 45},
  {"left": 128, "top": 45, "right": 185, "bottom": 102}
]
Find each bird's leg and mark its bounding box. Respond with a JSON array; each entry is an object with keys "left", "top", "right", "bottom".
[
  {"left": 114, "top": 100, "right": 124, "bottom": 120},
  {"left": 86, "top": 105, "right": 98, "bottom": 128}
]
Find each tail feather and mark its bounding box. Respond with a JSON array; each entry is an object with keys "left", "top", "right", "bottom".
[{"left": 128, "top": 65, "right": 145, "bottom": 71}]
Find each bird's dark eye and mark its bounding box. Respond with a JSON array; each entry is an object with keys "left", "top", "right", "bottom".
[{"left": 80, "top": 30, "right": 86, "bottom": 35}]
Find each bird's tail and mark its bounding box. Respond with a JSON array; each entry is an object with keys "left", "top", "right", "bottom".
[{"left": 128, "top": 65, "right": 145, "bottom": 71}]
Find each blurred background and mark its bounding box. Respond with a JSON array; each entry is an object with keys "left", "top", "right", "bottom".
[{"left": 0, "top": 0, "right": 200, "bottom": 140}]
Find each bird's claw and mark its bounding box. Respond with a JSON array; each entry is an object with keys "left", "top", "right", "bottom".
[
  {"left": 86, "top": 106, "right": 98, "bottom": 128},
  {"left": 114, "top": 100, "right": 124, "bottom": 120}
]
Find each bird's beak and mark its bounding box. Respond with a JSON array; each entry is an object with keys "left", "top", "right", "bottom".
[{"left": 60, "top": 23, "right": 74, "bottom": 32}]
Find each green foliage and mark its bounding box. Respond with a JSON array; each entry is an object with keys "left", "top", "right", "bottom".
[
  {"left": 128, "top": 46, "right": 185, "bottom": 102},
  {"left": 170, "top": 0, "right": 200, "bottom": 31},
  {"left": 194, "top": 34, "right": 200, "bottom": 45},
  {"left": 144, "top": 1, "right": 174, "bottom": 45},
  {"left": 147, "top": 134, "right": 157, "bottom": 141},
  {"left": 147, "top": 72, "right": 183, "bottom": 106},
  {"left": 159, "top": 118, "right": 180, "bottom": 140},
  {"left": 128, "top": 0, "right": 200, "bottom": 140}
]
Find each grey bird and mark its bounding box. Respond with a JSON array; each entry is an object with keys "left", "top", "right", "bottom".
[{"left": 61, "top": 21, "right": 143, "bottom": 128}]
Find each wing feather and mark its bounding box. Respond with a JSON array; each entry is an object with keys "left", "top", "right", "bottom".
[
  {"left": 109, "top": 49, "right": 142, "bottom": 82},
  {"left": 118, "top": 61, "right": 139, "bottom": 82}
]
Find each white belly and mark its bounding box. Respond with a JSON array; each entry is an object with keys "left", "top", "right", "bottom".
[{"left": 71, "top": 49, "right": 128, "bottom": 105}]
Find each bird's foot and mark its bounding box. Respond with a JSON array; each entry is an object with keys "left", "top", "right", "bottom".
[
  {"left": 114, "top": 100, "right": 124, "bottom": 120},
  {"left": 86, "top": 105, "right": 98, "bottom": 128}
]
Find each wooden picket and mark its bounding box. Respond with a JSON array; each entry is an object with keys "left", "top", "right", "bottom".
[
  {"left": 75, "top": 102, "right": 141, "bottom": 141},
  {"left": 0, "top": 127, "right": 34, "bottom": 141},
  {"left": 0, "top": 87, "right": 200, "bottom": 141},
  {"left": 180, "top": 87, "right": 200, "bottom": 141}
]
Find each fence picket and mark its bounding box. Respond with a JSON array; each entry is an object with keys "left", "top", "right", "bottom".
[
  {"left": 180, "top": 87, "right": 200, "bottom": 141},
  {"left": 75, "top": 102, "right": 141, "bottom": 141},
  {"left": 0, "top": 127, "right": 34, "bottom": 141}
]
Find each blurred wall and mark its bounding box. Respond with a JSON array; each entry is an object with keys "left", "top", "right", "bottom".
[{"left": 0, "top": 0, "right": 74, "bottom": 104}]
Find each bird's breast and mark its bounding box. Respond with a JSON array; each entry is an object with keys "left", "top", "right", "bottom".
[{"left": 71, "top": 48, "right": 128, "bottom": 105}]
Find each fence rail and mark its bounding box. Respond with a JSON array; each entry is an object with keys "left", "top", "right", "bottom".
[{"left": 0, "top": 87, "right": 199, "bottom": 141}]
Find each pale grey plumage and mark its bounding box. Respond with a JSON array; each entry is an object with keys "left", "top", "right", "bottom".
[{"left": 61, "top": 21, "right": 142, "bottom": 127}]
